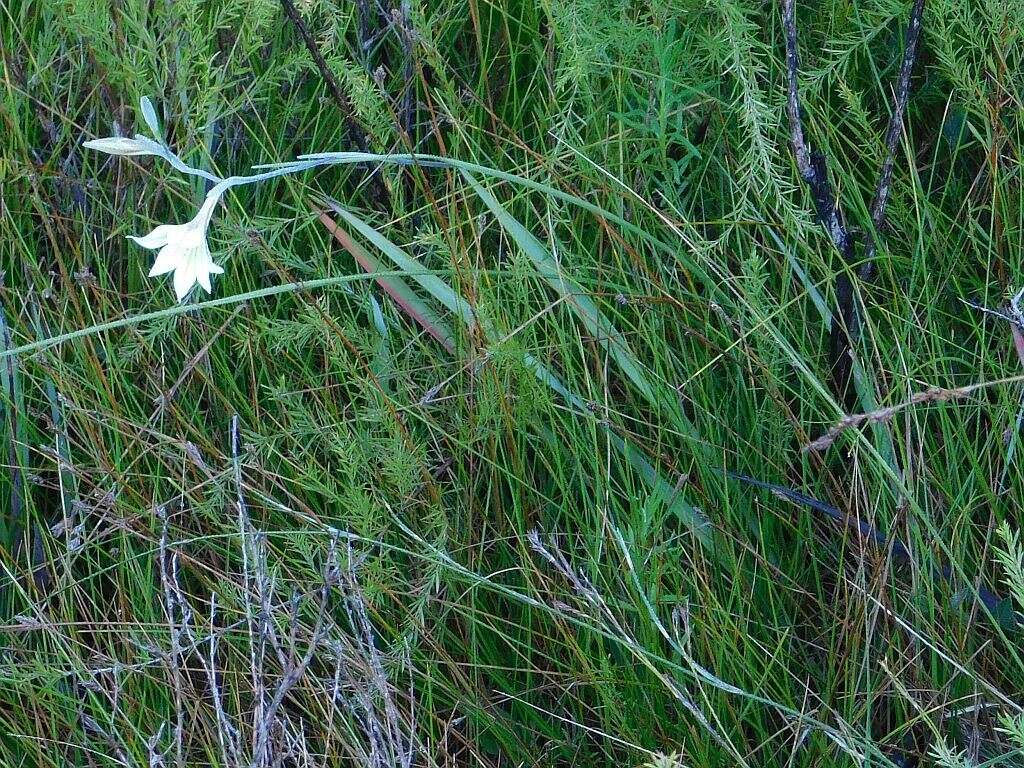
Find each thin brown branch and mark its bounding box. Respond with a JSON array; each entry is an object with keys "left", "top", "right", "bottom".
[
  {"left": 278, "top": 0, "right": 370, "bottom": 153},
  {"left": 805, "top": 376, "right": 1023, "bottom": 452}
]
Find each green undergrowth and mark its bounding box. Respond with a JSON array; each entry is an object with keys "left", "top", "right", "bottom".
[{"left": 1, "top": 0, "right": 1023, "bottom": 765}]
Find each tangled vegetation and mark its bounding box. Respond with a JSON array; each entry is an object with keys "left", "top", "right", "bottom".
[{"left": 1, "top": 0, "right": 1023, "bottom": 765}]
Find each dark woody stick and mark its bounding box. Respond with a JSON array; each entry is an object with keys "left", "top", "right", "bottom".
[
  {"left": 782, "top": 0, "right": 926, "bottom": 407},
  {"left": 861, "top": 0, "right": 927, "bottom": 281},
  {"left": 279, "top": 0, "right": 392, "bottom": 209}
]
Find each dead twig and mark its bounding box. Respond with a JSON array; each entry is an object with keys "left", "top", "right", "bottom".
[
  {"left": 727, "top": 472, "right": 1015, "bottom": 623},
  {"left": 782, "top": 0, "right": 854, "bottom": 263},
  {"left": 148, "top": 435, "right": 417, "bottom": 767},
  {"left": 782, "top": 0, "right": 859, "bottom": 405},
  {"left": 278, "top": 0, "right": 370, "bottom": 153},
  {"left": 206, "top": 593, "right": 243, "bottom": 768},
  {"left": 806, "top": 380, "right": 996, "bottom": 452},
  {"left": 278, "top": 0, "right": 391, "bottom": 211},
  {"left": 156, "top": 506, "right": 187, "bottom": 768},
  {"left": 783, "top": 0, "right": 926, "bottom": 406},
  {"left": 726, "top": 471, "right": 909, "bottom": 556},
  {"left": 963, "top": 297, "right": 1024, "bottom": 492},
  {"left": 962, "top": 297, "right": 1024, "bottom": 367},
  {"left": 230, "top": 414, "right": 266, "bottom": 760}
]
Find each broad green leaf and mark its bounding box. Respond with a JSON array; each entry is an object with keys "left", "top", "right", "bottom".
[
  {"left": 318, "top": 210, "right": 456, "bottom": 352},
  {"left": 323, "top": 200, "right": 475, "bottom": 328}
]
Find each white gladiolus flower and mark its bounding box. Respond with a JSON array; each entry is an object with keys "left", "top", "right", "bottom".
[
  {"left": 82, "top": 134, "right": 164, "bottom": 157},
  {"left": 83, "top": 98, "right": 337, "bottom": 304},
  {"left": 129, "top": 190, "right": 225, "bottom": 301}
]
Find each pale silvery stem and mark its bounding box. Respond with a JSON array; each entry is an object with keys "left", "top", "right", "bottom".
[{"left": 85, "top": 133, "right": 222, "bottom": 184}]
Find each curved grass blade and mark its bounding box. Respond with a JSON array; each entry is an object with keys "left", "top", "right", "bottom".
[
  {"left": 317, "top": 201, "right": 713, "bottom": 543},
  {"left": 462, "top": 170, "right": 703, "bottom": 448},
  {"left": 318, "top": 211, "right": 456, "bottom": 352}
]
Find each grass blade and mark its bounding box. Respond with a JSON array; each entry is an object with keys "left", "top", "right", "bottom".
[
  {"left": 318, "top": 211, "right": 456, "bottom": 352},
  {"left": 317, "top": 201, "right": 713, "bottom": 542},
  {"left": 462, "top": 170, "right": 703, "bottom": 447}
]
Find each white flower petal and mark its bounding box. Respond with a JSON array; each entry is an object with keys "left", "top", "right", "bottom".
[
  {"left": 130, "top": 188, "right": 228, "bottom": 301},
  {"left": 148, "top": 245, "right": 181, "bottom": 277},
  {"left": 173, "top": 260, "right": 197, "bottom": 301},
  {"left": 129, "top": 225, "right": 175, "bottom": 250},
  {"left": 196, "top": 264, "right": 213, "bottom": 293},
  {"left": 83, "top": 136, "right": 159, "bottom": 157}
]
